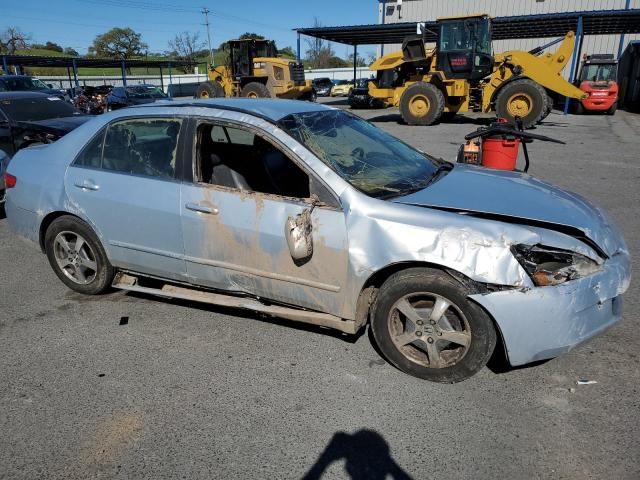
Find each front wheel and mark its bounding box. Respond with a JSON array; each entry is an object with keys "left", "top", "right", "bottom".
[
  {"left": 607, "top": 101, "right": 617, "bottom": 115},
  {"left": 45, "top": 216, "right": 115, "bottom": 295},
  {"left": 494, "top": 78, "right": 547, "bottom": 128},
  {"left": 241, "top": 82, "right": 270, "bottom": 98},
  {"left": 371, "top": 268, "right": 497, "bottom": 383},
  {"left": 399, "top": 82, "right": 445, "bottom": 126}
]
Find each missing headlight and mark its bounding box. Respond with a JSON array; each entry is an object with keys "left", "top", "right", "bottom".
[{"left": 512, "top": 244, "right": 602, "bottom": 286}]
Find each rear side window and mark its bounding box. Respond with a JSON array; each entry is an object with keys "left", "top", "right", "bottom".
[{"left": 74, "top": 130, "right": 105, "bottom": 168}]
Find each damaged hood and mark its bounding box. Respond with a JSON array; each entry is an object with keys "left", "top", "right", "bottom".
[{"left": 392, "top": 164, "right": 625, "bottom": 257}]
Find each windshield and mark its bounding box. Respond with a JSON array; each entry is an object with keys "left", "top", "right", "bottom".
[
  {"left": 0, "top": 96, "right": 81, "bottom": 121},
  {"left": 580, "top": 63, "right": 617, "bottom": 82},
  {"left": 277, "top": 110, "right": 441, "bottom": 198},
  {"left": 0, "top": 77, "right": 50, "bottom": 91},
  {"left": 126, "top": 86, "right": 167, "bottom": 99},
  {"left": 439, "top": 19, "right": 491, "bottom": 55}
]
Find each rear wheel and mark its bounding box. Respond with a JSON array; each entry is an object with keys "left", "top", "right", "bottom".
[
  {"left": 495, "top": 78, "right": 547, "bottom": 128},
  {"left": 607, "top": 101, "right": 617, "bottom": 116},
  {"left": 45, "top": 216, "right": 114, "bottom": 295},
  {"left": 371, "top": 268, "right": 497, "bottom": 383},
  {"left": 241, "top": 82, "right": 270, "bottom": 98},
  {"left": 399, "top": 82, "right": 445, "bottom": 126},
  {"left": 196, "top": 81, "right": 224, "bottom": 99},
  {"left": 539, "top": 94, "right": 554, "bottom": 121}
]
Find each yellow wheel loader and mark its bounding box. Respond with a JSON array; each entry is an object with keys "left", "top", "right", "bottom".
[
  {"left": 368, "top": 14, "right": 588, "bottom": 127},
  {"left": 196, "top": 38, "right": 314, "bottom": 101}
]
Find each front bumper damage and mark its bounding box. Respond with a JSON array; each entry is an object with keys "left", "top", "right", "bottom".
[{"left": 470, "top": 251, "right": 631, "bottom": 366}]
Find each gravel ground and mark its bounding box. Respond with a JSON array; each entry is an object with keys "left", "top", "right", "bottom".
[{"left": 1, "top": 99, "right": 638, "bottom": 479}]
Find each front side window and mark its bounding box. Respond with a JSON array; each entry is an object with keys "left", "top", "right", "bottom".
[
  {"left": 101, "top": 118, "right": 181, "bottom": 179},
  {"left": 195, "top": 122, "right": 310, "bottom": 199},
  {"left": 439, "top": 19, "right": 491, "bottom": 55},
  {"left": 278, "top": 110, "right": 440, "bottom": 199}
]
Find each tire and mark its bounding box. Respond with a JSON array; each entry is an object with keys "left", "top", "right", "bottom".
[
  {"left": 399, "top": 82, "right": 445, "bottom": 126},
  {"left": 196, "top": 81, "right": 224, "bottom": 99},
  {"left": 607, "top": 101, "right": 617, "bottom": 116},
  {"left": 370, "top": 268, "right": 497, "bottom": 383},
  {"left": 241, "top": 82, "right": 270, "bottom": 98},
  {"left": 494, "top": 78, "right": 547, "bottom": 128},
  {"left": 572, "top": 100, "right": 585, "bottom": 115},
  {"left": 539, "top": 94, "right": 554, "bottom": 121},
  {"left": 44, "top": 216, "right": 115, "bottom": 295}
]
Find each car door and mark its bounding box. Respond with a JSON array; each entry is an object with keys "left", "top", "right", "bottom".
[
  {"left": 65, "top": 116, "right": 187, "bottom": 281},
  {"left": 180, "top": 119, "right": 350, "bottom": 318}
]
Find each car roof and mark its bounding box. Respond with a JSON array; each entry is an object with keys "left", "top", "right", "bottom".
[
  {"left": 0, "top": 91, "right": 57, "bottom": 100},
  {"left": 140, "top": 98, "right": 332, "bottom": 121}
]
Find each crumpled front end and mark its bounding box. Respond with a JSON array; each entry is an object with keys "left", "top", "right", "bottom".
[{"left": 471, "top": 250, "right": 631, "bottom": 366}]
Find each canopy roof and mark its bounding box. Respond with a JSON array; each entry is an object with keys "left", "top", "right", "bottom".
[
  {"left": 296, "top": 9, "right": 640, "bottom": 45},
  {"left": 1, "top": 55, "right": 198, "bottom": 69}
]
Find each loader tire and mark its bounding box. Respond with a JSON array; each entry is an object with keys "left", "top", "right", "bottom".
[
  {"left": 539, "top": 94, "right": 554, "bottom": 121},
  {"left": 495, "top": 78, "right": 547, "bottom": 128},
  {"left": 241, "top": 82, "right": 271, "bottom": 98},
  {"left": 196, "top": 81, "right": 224, "bottom": 99},
  {"left": 399, "top": 82, "right": 445, "bottom": 126}
]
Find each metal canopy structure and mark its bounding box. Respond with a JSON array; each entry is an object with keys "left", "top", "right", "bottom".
[
  {"left": 0, "top": 55, "right": 199, "bottom": 95},
  {"left": 0, "top": 54, "right": 197, "bottom": 69},
  {"left": 295, "top": 9, "right": 640, "bottom": 45}
]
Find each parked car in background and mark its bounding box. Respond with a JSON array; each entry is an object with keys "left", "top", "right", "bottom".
[
  {"left": 72, "top": 85, "right": 113, "bottom": 114},
  {"left": 0, "top": 92, "right": 89, "bottom": 203},
  {"left": 106, "top": 84, "right": 168, "bottom": 111},
  {"left": 348, "top": 78, "right": 384, "bottom": 109},
  {"left": 330, "top": 80, "right": 354, "bottom": 97},
  {"left": 4, "top": 99, "right": 630, "bottom": 382},
  {"left": 0, "top": 75, "right": 70, "bottom": 101},
  {"left": 312, "top": 77, "right": 334, "bottom": 97},
  {"left": 0, "top": 92, "right": 89, "bottom": 157}
]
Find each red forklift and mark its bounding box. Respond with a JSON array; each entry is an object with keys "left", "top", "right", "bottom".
[{"left": 573, "top": 54, "right": 619, "bottom": 115}]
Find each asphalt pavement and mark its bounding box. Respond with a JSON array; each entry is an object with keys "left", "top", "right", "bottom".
[{"left": 1, "top": 99, "right": 638, "bottom": 479}]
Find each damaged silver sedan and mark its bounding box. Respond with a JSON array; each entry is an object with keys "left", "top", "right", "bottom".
[{"left": 4, "top": 99, "right": 630, "bottom": 382}]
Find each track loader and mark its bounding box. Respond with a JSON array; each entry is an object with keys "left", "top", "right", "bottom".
[
  {"left": 368, "top": 14, "right": 588, "bottom": 127},
  {"left": 196, "top": 38, "right": 314, "bottom": 100}
]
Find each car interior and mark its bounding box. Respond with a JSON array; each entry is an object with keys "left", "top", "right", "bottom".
[{"left": 196, "top": 123, "right": 310, "bottom": 199}]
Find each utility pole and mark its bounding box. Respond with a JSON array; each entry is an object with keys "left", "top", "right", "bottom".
[{"left": 202, "top": 7, "right": 214, "bottom": 67}]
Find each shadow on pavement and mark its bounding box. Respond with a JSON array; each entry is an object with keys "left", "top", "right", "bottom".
[{"left": 302, "top": 429, "right": 413, "bottom": 480}]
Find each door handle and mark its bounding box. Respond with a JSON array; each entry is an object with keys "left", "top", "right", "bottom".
[
  {"left": 185, "top": 202, "right": 218, "bottom": 214},
  {"left": 74, "top": 180, "right": 100, "bottom": 191}
]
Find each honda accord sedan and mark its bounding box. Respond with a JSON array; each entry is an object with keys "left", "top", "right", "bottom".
[{"left": 4, "top": 99, "right": 630, "bottom": 382}]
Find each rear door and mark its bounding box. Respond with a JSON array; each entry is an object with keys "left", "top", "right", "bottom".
[{"left": 65, "top": 116, "right": 187, "bottom": 281}]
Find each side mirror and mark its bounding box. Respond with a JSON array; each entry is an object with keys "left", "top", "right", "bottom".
[
  {"left": 47, "top": 83, "right": 54, "bottom": 88},
  {"left": 285, "top": 208, "right": 313, "bottom": 264}
]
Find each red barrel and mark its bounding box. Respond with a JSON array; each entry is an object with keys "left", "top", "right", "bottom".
[{"left": 481, "top": 137, "right": 520, "bottom": 170}]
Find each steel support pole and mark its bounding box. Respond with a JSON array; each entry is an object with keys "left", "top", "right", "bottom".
[
  {"left": 297, "top": 32, "right": 301, "bottom": 63},
  {"left": 1, "top": 56, "right": 7, "bottom": 74},
  {"left": 72, "top": 59, "right": 79, "bottom": 87},
  {"left": 66, "top": 67, "right": 73, "bottom": 89},
  {"left": 121, "top": 60, "right": 127, "bottom": 87},
  {"left": 168, "top": 62, "right": 173, "bottom": 97},
  {"left": 159, "top": 66, "right": 164, "bottom": 92},
  {"left": 353, "top": 44, "right": 358, "bottom": 82},
  {"left": 564, "top": 16, "right": 583, "bottom": 115},
  {"left": 381, "top": 0, "right": 386, "bottom": 56},
  {"left": 618, "top": 0, "right": 632, "bottom": 59}
]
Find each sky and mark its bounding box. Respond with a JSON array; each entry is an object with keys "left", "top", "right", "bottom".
[{"left": 3, "top": 0, "right": 379, "bottom": 59}]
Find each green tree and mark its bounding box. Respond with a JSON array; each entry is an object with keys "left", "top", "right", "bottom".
[
  {"left": 238, "top": 32, "right": 265, "bottom": 40},
  {"left": 89, "top": 27, "right": 147, "bottom": 59},
  {"left": 279, "top": 46, "right": 296, "bottom": 59},
  {"left": 63, "top": 47, "right": 79, "bottom": 57}
]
